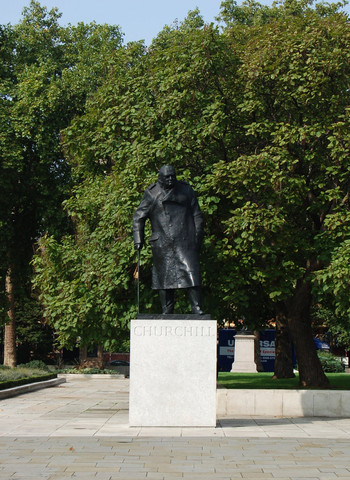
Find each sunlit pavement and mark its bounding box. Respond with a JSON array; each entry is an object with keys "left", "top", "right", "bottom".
[{"left": 1, "top": 377, "right": 350, "bottom": 479}]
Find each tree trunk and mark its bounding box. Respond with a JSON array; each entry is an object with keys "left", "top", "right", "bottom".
[
  {"left": 254, "top": 330, "right": 264, "bottom": 372},
  {"left": 273, "top": 308, "right": 295, "bottom": 379},
  {"left": 97, "top": 345, "right": 104, "bottom": 369},
  {"left": 4, "top": 267, "right": 17, "bottom": 367},
  {"left": 79, "top": 346, "right": 88, "bottom": 363},
  {"left": 285, "top": 279, "right": 329, "bottom": 388}
]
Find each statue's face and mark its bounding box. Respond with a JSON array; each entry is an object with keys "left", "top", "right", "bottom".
[{"left": 159, "top": 166, "right": 176, "bottom": 190}]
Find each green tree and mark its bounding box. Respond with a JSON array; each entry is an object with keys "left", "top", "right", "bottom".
[
  {"left": 313, "top": 236, "right": 350, "bottom": 356},
  {"left": 218, "top": 0, "right": 348, "bottom": 25},
  {"left": 312, "top": 303, "right": 350, "bottom": 356},
  {"left": 32, "top": 8, "right": 283, "bottom": 352},
  {"left": 33, "top": 15, "right": 240, "bottom": 350},
  {"left": 315, "top": 241, "right": 350, "bottom": 319},
  {"left": 33, "top": 1, "right": 350, "bottom": 387},
  {"left": 207, "top": 2, "right": 350, "bottom": 386},
  {"left": 0, "top": 1, "right": 123, "bottom": 365},
  {"left": 33, "top": 175, "right": 133, "bottom": 352}
]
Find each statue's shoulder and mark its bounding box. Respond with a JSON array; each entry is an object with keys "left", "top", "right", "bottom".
[
  {"left": 144, "top": 182, "right": 159, "bottom": 198},
  {"left": 147, "top": 182, "right": 159, "bottom": 195}
]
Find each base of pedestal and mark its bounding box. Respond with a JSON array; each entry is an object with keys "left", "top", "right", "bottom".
[
  {"left": 230, "top": 361, "right": 257, "bottom": 372},
  {"left": 129, "top": 318, "right": 217, "bottom": 427}
]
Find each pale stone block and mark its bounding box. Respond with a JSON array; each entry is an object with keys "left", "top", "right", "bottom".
[
  {"left": 129, "top": 318, "right": 217, "bottom": 427},
  {"left": 219, "top": 387, "right": 350, "bottom": 418},
  {"left": 230, "top": 335, "right": 257, "bottom": 373},
  {"left": 216, "top": 390, "right": 227, "bottom": 416},
  {"left": 313, "top": 392, "right": 342, "bottom": 417},
  {"left": 254, "top": 390, "right": 283, "bottom": 416},
  {"left": 226, "top": 390, "right": 255, "bottom": 416},
  {"left": 340, "top": 392, "right": 350, "bottom": 416},
  {"left": 282, "top": 390, "right": 313, "bottom": 417}
]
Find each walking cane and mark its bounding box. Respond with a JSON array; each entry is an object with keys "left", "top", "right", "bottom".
[{"left": 137, "top": 249, "right": 140, "bottom": 315}]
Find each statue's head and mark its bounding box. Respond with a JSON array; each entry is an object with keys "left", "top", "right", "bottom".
[{"left": 158, "top": 165, "right": 176, "bottom": 190}]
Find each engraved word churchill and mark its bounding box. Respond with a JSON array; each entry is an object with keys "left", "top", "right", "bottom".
[
  {"left": 133, "top": 165, "right": 204, "bottom": 315},
  {"left": 133, "top": 325, "right": 214, "bottom": 337}
]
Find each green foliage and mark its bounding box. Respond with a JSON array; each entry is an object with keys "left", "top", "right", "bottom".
[
  {"left": 1, "top": 1, "right": 123, "bottom": 360},
  {"left": 312, "top": 303, "right": 350, "bottom": 352},
  {"left": 34, "top": 17, "right": 244, "bottom": 340},
  {"left": 218, "top": 0, "right": 348, "bottom": 26},
  {"left": 314, "top": 240, "right": 350, "bottom": 319},
  {"left": 17, "top": 360, "right": 50, "bottom": 371},
  {"left": 0, "top": 366, "right": 47, "bottom": 378},
  {"left": 207, "top": 5, "right": 350, "bottom": 327},
  {"left": 0, "top": 368, "right": 56, "bottom": 390},
  {"left": 32, "top": 175, "right": 134, "bottom": 350},
  {"left": 58, "top": 17, "right": 249, "bottom": 325},
  {"left": 317, "top": 351, "right": 345, "bottom": 372},
  {"left": 27, "top": 0, "right": 350, "bottom": 379},
  {"left": 14, "top": 296, "right": 56, "bottom": 363}
]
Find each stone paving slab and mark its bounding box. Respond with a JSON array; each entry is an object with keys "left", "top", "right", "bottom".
[
  {"left": 0, "top": 436, "right": 350, "bottom": 479},
  {"left": 0, "top": 378, "right": 350, "bottom": 479}
]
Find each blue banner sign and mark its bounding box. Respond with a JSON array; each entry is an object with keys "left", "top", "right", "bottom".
[{"left": 218, "top": 329, "right": 276, "bottom": 372}]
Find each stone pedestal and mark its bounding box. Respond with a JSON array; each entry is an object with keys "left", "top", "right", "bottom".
[
  {"left": 230, "top": 333, "right": 257, "bottom": 373},
  {"left": 129, "top": 317, "right": 217, "bottom": 427}
]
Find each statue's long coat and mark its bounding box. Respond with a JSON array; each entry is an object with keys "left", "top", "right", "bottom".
[{"left": 133, "top": 180, "right": 204, "bottom": 290}]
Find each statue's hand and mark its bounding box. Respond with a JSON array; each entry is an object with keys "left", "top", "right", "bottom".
[{"left": 134, "top": 243, "right": 143, "bottom": 251}]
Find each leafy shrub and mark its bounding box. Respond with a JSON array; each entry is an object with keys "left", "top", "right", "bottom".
[
  {"left": 18, "top": 360, "right": 50, "bottom": 371},
  {"left": 0, "top": 367, "right": 47, "bottom": 381},
  {"left": 0, "top": 366, "right": 57, "bottom": 391},
  {"left": 318, "top": 352, "right": 345, "bottom": 373}
]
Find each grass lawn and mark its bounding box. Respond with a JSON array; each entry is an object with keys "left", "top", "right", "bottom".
[{"left": 218, "top": 372, "right": 350, "bottom": 390}]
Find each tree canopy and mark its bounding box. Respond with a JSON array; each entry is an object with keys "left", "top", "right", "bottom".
[
  {"left": 3, "top": 0, "right": 350, "bottom": 386},
  {"left": 0, "top": 0, "right": 123, "bottom": 365}
]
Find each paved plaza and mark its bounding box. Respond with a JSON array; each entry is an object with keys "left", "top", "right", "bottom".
[{"left": 1, "top": 377, "right": 350, "bottom": 479}]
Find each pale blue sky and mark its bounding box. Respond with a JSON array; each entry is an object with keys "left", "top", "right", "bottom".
[{"left": 1, "top": 0, "right": 226, "bottom": 45}]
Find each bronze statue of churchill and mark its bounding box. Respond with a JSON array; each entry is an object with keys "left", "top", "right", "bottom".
[{"left": 133, "top": 165, "right": 204, "bottom": 315}]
